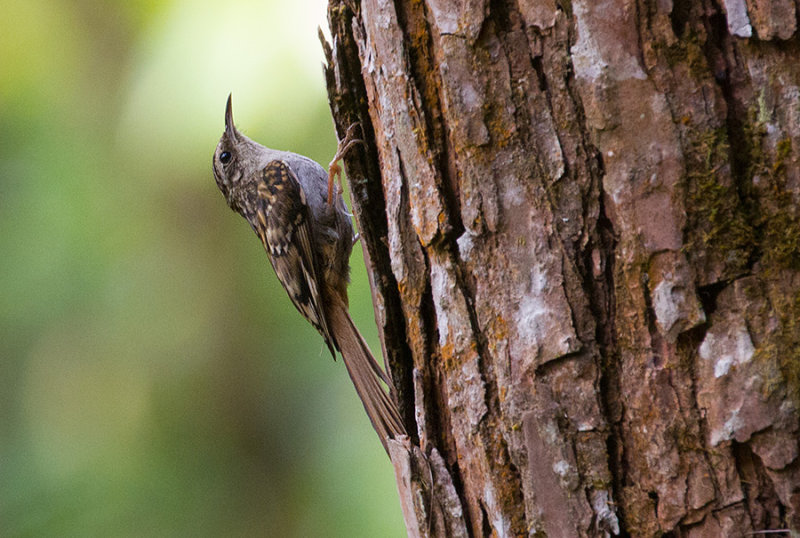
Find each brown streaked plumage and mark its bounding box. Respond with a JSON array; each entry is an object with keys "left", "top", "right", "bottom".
[{"left": 212, "top": 95, "right": 405, "bottom": 452}]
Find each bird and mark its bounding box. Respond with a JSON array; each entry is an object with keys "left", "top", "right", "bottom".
[{"left": 212, "top": 95, "right": 405, "bottom": 452}]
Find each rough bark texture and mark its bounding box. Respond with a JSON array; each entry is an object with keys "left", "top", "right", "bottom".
[{"left": 323, "top": 0, "right": 800, "bottom": 536}]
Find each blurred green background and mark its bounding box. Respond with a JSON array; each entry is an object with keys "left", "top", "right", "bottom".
[{"left": 0, "top": 0, "right": 404, "bottom": 536}]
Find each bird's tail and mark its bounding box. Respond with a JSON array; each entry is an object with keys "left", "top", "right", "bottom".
[{"left": 327, "top": 294, "right": 406, "bottom": 453}]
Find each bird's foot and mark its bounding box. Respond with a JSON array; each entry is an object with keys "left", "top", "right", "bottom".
[{"left": 327, "top": 123, "right": 364, "bottom": 206}]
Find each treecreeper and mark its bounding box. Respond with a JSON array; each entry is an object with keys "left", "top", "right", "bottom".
[{"left": 212, "top": 95, "right": 406, "bottom": 452}]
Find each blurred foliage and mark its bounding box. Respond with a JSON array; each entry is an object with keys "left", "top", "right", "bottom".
[{"left": 0, "top": 0, "right": 403, "bottom": 536}]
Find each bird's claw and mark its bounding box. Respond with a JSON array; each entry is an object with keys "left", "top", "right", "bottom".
[{"left": 327, "top": 123, "right": 365, "bottom": 206}]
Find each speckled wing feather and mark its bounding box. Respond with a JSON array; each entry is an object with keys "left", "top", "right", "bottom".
[{"left": 252, "top": 160, "right": 335, "bottom": 356}]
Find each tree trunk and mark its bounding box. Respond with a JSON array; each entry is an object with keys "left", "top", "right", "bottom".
[{"left": 322, "top": 0, "right": 800, "bottom": 536}]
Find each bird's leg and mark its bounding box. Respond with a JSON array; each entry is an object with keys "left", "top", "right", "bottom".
[{"left": 328, "top": 123, "right": 364, "bottom": 206}]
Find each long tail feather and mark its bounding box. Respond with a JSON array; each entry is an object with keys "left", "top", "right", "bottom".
[{"left": 327, "top": 295, "right": 406, "bottom": 453}]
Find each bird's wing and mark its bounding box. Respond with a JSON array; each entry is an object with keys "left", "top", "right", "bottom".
[{"left": 252, "top": 160, "right": 335, "bottom": 356}]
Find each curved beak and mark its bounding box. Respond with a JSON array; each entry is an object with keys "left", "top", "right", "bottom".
[{"left": 225, "top": 94, "right": 238, "bottom": 141}]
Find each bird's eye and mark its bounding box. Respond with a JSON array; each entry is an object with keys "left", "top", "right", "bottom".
[{"left": 220, "top": 151, "right": 232, "bottom": 164}]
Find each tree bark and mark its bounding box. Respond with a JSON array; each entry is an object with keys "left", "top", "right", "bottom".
[{"left": 322, "top": 0, "right": 800, "bottom": 536}]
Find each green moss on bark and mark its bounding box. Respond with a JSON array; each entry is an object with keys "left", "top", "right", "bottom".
[{"left": 684, "top": 128, "right": 755, "bottom": 278}]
